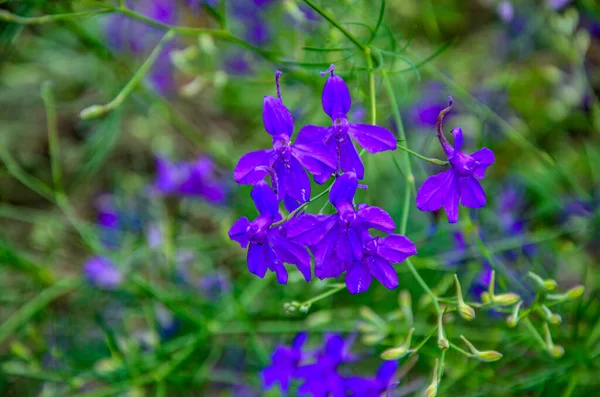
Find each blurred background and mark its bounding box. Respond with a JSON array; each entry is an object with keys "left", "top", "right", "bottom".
[{"left": 0, "top": 0, "right": 599, "bottom": 396}]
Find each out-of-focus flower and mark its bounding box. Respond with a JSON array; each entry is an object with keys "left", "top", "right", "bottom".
[
  {"left": 497, "top": 1, "right": 514, "bottom": 23},
  {"left": 154, "top": 155, "right": 226, "bottom": 203},
  {"left": 262, "top": 332, "right": 307, "bottom": 393},
  {"left": 547, "top": 0, "right": 572, "bottom": 10},
  {"left": 83, "top": 256, "right": 123, "bottom": 290},
  {"left": 416, "top": 98, "right": 495, "bottom": 223},
  {"left": 408, "top": 82, "right": 449, "bottom": 128},
  {"left": 345, "top": 361, "right": 399, "bottom": 397}
]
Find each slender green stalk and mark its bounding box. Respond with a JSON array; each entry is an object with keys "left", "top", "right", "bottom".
[
  {"left": 522, "top": 317, "right": 547, "bottom": 349},
  {"left": 365, "top": 47, "right": 377, "bottom": 125},
  {"left": 301, "top": 0, "right": 366, "bottom": 51},
  {"left": 449, "top": 342, "right": 472, "bottom": 357},
  {"left": 41, "top": 82, "right": 62, "bottom": 193},
  {"left": 396, "top": 143, "right": 448, "bottom": 165},
  {"left": 0, "top": 278, "right": 83, "bottom": 345},
  {"left": 302, "top": 285, "right": 346, "bottom": 306},
  {"left": 0, "top": 147, "right": 55, "bottom": 201},
  {"left": 407, "top": 259, "right": 441, "bottom": 315},
  {"left": 80, "top": 30, "right": 176, "bottom": 119},
  {"left": 0, "top": 9, "right": 110, "bottom": 24}
]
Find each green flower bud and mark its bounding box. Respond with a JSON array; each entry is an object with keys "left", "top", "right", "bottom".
[
  {"left": 543, "top": 279, "right": 558, "bottom": 291},
  {"left": 541, "top": 305, "right": 562, "bottom": 325},
  {"left": 492, "top": 293, "right": 521, "bottom": 306},
  {"left": 527, "top": 272, "right": 557, "bottom": 292},
  {"left": 381, "top": 328, "right": 415, "bottom": 360},
  {"left": 566, "top": 285, "right": 585, "bottom": 300},
  {"left": 480, "top": 291, "right": 491, "bottom": 304},
  {"left": 437, "top": 313, "right": 448, "bottom": 351},
  {"left": 425, "top": 359, "right": 439, "bottom": 397},
  {"left": 454, "top": 274, "right": 476, "bottom": 321},
  {"left": 460, "top": 335, "right": 503, "bottom": 363},
  {"left": 506, "top": 301, "right": 523, "bottom": 328},
  {"left": 549, "top": 345, "right": 565, "bottom": 358}
]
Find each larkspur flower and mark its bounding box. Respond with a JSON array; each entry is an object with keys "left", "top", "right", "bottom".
[
  {"left": 262, "top": 332, "right": 308, "bottom": 393},
  {"left": 228, "top": 181, "right": 311, "bottom": 283},
  {"left": 345, "top": 361, "right": 399, "bottom": 397},
  {"left": 154, "top": 155, "right": 226, "bottom": 203},
  {"left": 416, "top": 97, "right": 495, "bottom": 223},
  {"left": 234, "top": 71, "right": 336, "bottom": 211},
  {"left": 497, "top": 1, "right": 514, "bottom": 23},
  {"left": 83, "top": 256, "right": 123, "bottom": 290},
  {"left": 296, "top": 65, "right": 396, "bottom": 180},
  {"left": 288, "top": 173, "right": 416, "bottom": 293}
]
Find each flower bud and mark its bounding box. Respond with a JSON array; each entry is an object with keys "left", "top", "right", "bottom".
[
  {"left": 454, "top": 275, "right": 475, "bottom": 321},
  {"left": 460, "top": 335, "right": 503, "bottom": 363},
  {"left": 506, "top": 301, "right": 523, "bottom": 328},
  {"left": 381, "top": 328, "right": 414, "bottom": 360},
  {"left": 549, "top": 345, "right": 565, "bottom": 358},
  {"left": 565, "top": 285, "right": 585, "bottom": 300},
  {"left": 480, "top": 291, "right": 491, "bottom": 304},
  {"left": 492, "top": 293, "right": 521, "bottom": 306},
  {"left": 541, "top": 305, "right": 562, "bottom": 325},
  {"left": 527, "top": 271, "right": 557, "bottom": 292},
  {"left": 425, "top": 359, "right": 439, "bottom": 397},
  {"left": 437, "top": 314, "right": 449, "bottom": 351}
]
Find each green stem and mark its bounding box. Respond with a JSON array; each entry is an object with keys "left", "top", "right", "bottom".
[
  {"left": 302, "top": 284, "right": 346, "bottom": 306},
  {"left": 80, "top": 30, "right": 176, "bottom": 119},
  {"left": 522, "top": 317, "right": 547, "bottom": 350},
  {"left": 0, "top": 9, "right": 110, "bottom": 24},
  {"left": 301, "top": 0, "right": 366, "bottom": 51},
  {"left": 449, "top": 342, "right": 472, "bottom": 357},
  {"left": 272, "top": 184, "right": 332, "bottom": 227},
  {"left": 0, "top": 278, "right": 83, "bottom": 345},
  {"left": 41, "top": 82, "right": 62, "bottom": 193},
  {"left": 0, "top": 147, "right": 55, "bottom": 201},
  {"left": 407, "top": 259, "right": 441, "bottom": 315},
  {"left": 365, "top": 47, "right": 376, "bottom": 125},
  {"left": 396, "top": 143, "right": 448, "bottom": 165}
]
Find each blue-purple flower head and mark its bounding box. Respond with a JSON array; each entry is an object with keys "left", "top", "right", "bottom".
[
  {"left": 83, "top": 256, "right": 123, "bottom": 290},
  {"left": 288, "top": 173, "right": 416, "bottom": 293},
  {"left": 262, "top": 332, "right": 308, "bottom": 393},
  {"left": 296, "top": 65, "right": 396, "bottom": 180},
  {"left": 416, "top": 97, "right": 495, "bottom": 223},
  {"left": 234, "top": 71, "right": 337, "bottom": 211},
  {"left": 154, "top": 155, "right": 226, "bottom": 203}
]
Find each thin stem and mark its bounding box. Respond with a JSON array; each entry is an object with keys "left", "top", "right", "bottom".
[
  {"left": 41, "top": 82, "right": 62, "bottom": 193},
  {"left": 301, "top": 0, "right": 366, "bottom": 51},
  {"left": 522, "top": 317, "right": 547, "bottom": 350},
  {"left": 272, "top": 184, "right": 332, "bottom": 227},
  {"left": 0, "top": 9, "right": 110, "bottom": 24},
  {"left": 449, "top": 342, "right": 472, "bottom": 357},
  {"left": 406, "top": 259, "right": 441, "bottom": 315},
  {"left": 80, "top": 30, "right": 176, "bottom": 119},
  {"left": 396, "top": 143, "right": 448, "bottom": 165},
  {"left": 365, "top": 47, "right": 376, "bottom": 125},
  {"left": 302, "top": 284, "right": 346, "bottom": 306}
]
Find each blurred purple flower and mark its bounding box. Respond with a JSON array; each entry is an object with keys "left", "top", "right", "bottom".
[
  {"left": 408, "top": 83, "right": 448, "bottom": 128},
  {"left": 345, "top": 361, "right": 399, "bottom": 397},
  {"left": 497, "top": 1, "right": 514, "bottom": 23},
  {"left": 262, "top": 332, "right": 308, "bottom": 393},
  {"left": 416, "top": 98, "right": 495, "bottom": 223},
  {"left": 154, "top": 155, "right": 226, "bottom": 203},
  {"left": 547, "top": 0, "right": 572, "bottom": 9},
  {"left": 83, "top": 256, "right": 123, "bottom": 290}
]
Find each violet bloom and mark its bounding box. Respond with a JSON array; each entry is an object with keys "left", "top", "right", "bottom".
[
  {"left": 345, "top": 361, "right": 399, "bottom": 397},
  {"left": 416, "top": 97, "right": 495, "bottom": 223},
  {"left": 229, "top": 181, "right": 311, "bottom": 284},
  {"left": 154, "top": 155, "right": 226, "bottom": 203},
  {"left": 296, "top": 334, "right": 353, "bottom": 397},
  {"left": 83, "top": 256, "right": 123, "bottom": 290},
  {"left": 234, "top": 71, "right": 336, "bottom": 211},
  {"left": 497, "top": 1, "right": 514, "bottom": 23},
  {"left": 296, "top": 65, "right": 396, "bottom": 180},
  {"left": 262, "top": 332, "right": 307, "bottom": 393},
  {"left": 548, "top": 0, "right": 572, "bottom": 9},
  {"left": 288, "top": 173, "right": 416, "bottom": 293}
]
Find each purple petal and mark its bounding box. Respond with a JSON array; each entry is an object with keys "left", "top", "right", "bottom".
[
  {"left": 229, "top": 217, "right": 250, "bottom": 248},
  {"left": 329, "top": 172, "right": 358, "bottom": 209},
  {"left": 295, "top": 124, "right": 332, "bottom": 145},
  {"left": 357, "top": 206, "right": 395, "bottom": 233},
  {"left": 314, "top": 230, "right": 348, "bottom": 279},
  {"left": 251, "top": 181, "right": 279, "bottom": 219},
  {"left": 339, "top": 137, "right": 364, "bottom": 179},
  {"left": 234, "top": 149, "right": 274, "bottom": 184},
  {"left": 322, "top": 73, "right": 351, "bottom": 119},
  {"left": 471, "top": 148, "right": 495, "bottom": 179},
  {"left": 282, "top": 157, "right": 311, "bottom": 204},
  {"left": 345, "top": 261, "right": 373, "bottom": 294},
  {"left": 460, "top": 176, "right": 486, "bottom": 208},
  {"left": 265, "top": 244, "right": 288, "bottom": 284},
  {"left": 283, "top": 196, "right": 301, "bottom": 212},
  {"left": 286, "top": 214, "right": 336, "bottom": 246},
  {"left": 451, "top": 126, "right": 464, "bottom": 152},
  {"left": 292, "top": 142, "right": 337, "bottom": 177},
  {"left": 83, "top": 256, "right": 123, "bottom": 290},
  {"left": 368, "top": 257, "right": 398, "bottom": 289},
  {"left": 416, "top": 169, "right": 455, "bottom": 212},
  {"left": 269, "top": 230, "right": 312, "bottom": 282},
  {"left": 263, "top": 96, "right": 293, "bottom": 138},
  {"left": 248, "top": 242, "right": 268, "bottom": 278},
  {"left": 348, "top": 124, "right": 396, "bottom": 153},
  {"left": 443, "top": 173, "right": 460, "bottom": 223},
  {"left": 377, "top": 360, "right": 399, "bottom": 384},
  {"left": 377, "top": 234, "right": 417, "bottom": 263}
]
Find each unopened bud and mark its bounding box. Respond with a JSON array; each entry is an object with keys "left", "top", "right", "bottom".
[
  {"left": 381, "top": 328, "right": 414, "bottom": 360},
  {"left": 481, "top": 291, "right": 491, "bottom": 304},
  {"left": 549, "top": 344, "right": 565, "bottom": 358},
  {"left": 565, "top": 285, "right": 585, "bottom": 300},
  {"left": 437, "top": 313, "right": 449, "bottom": 351},
  {"left": 283, "top": 301, "right": 301, "bottom": 314},
  {"left": 527, "top": 272, "right": 557, "bottom": 292},
  {"left": 492, "top": 293, "right": 521, "bottom": 306},
  {"left": 399, "top": 290, "right": 414, "bottom": 326},
  {"left": 541, "top": 305, "right": 562, "bottom": 325},
  {"left": 425, "top": 359, "right": 439, "bottom": 397},
  {"left": 506, "top": 301, "right": 523, "bottom": 328},
  {"left": 454, "top": 275, "right": 475, "bottom": 321},
  {"left": 460, "top": 335, "right": 503, "bottom": 363}
]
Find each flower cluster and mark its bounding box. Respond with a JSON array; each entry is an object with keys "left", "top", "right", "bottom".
[
  {"left": 229, "top": 67, "right": 417, "bottom": 293},
  {"left": 262, "top": 333, "right": 399, "bottom": 396},
  {"left": 229, "top": 69, "right": 494, "bottom": 293}
]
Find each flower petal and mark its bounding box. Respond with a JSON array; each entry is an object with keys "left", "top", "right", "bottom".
[
  {"left": 286, "top": 214, "right": 336, "bottom": 246},
  {"left": 251, "top": 181, "right": 279, "bottom": 218},
  {"left": 368, "top": 257, "right": 399, "bottom": 289},
  {"left": 322, "top": 73, "right": 351, "bottom": 119},
  {"left": 228, "top": 217, "right": 250, "bottom": 248},
  {"left": 443, "top": 173, "right": 460, "bottom": 223},
  {"left": 234, "top": 149, "right": 274, "bottom": 184},
  {"left": 345, "top": 261, "right": 373, "bottom": 294},
  {"left": 263, "top": 96, "right": 293, "bottom": 138},
  {"left": 269, "top": 230, "right": 312, "bottom": 282},
  {"left": 283, "top": 157, "right": 311, "bottom": 204},
  {"left": 292, "top": 142, "right": 337, "bottom": 177},
  {"left": 471, "top": 148, "right": 495, "bottom": 179},
  {"left": 339, "top": 137, "right": 364, "bottom": 179},
  {"left": 416, "top": 169, "right": 456, "bottom": 212},
  {"left": 460, "top": 176, "right": 486, "bottom": 208},
  {"left": 248, "top": 242, "right": 267, "bottom": 278},
  {"left": 348, "top": 124, "right": 397, "bottom": 153},
  {"left": 357, "top": 206, "right": 395, "bottom": 233},
  {"left": 377, "top": 234, "right": 417, "bottom": 263},
  {"left": 265, "top": 244, "right": 288, "bottom": 284},
  {"left": 329, "top": 172, "right": 357, "bottom": 209},
  {"left": 295, "top": 124, "right": 332, "bottom": 146},
  {"left": 451, "top": 126, "right": 464, "bottom": 152}
]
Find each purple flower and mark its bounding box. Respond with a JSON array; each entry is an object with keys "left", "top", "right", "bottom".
[
  {"left": 345, "top": 361, "right": 398, "bottom": 397},
  {"left": 296, "top": 65, "right": 396, "bottom": 180},
  {"left": 288, "top": 173, "right": 416, "bottom": 293},
  {"left": 234, "top": 71, "right": 336, "bottom": 211},
  {"left": 154, "top": 155, "right": 226, "bottom": 203},
  {"left": 497, "top": 1, "right": 514, "bottom": 23},
  {"left": 229, "top": 181, "right": 311, "bottom": 284},
  {"left": 83, "top": 256, "right": 123, "bottom": 290},
  {"left": 547, "top": 0, "right": 572, "bottom": 10},
  {"left": 408, "top": 82, "right": 448, "bottom": 128},
  {"left": 416, "top": 97, "right": 495, "bottom": 223},
  {"left": 262, "top": 332, "right": 308, "bottom": 393}
]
